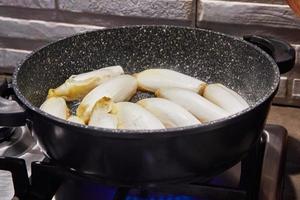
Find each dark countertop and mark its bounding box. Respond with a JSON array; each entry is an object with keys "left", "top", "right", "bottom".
[{"left": 267, "top": 105, "right": 300, "bottom": 200}]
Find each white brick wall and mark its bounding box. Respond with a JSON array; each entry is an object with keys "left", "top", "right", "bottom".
[
  {"left": 59, "top": 0, "right": 194, "bottom": 20},
  {"left": 198, "top": 0, "right": 300, "bottom": 29},
  {"left": 0, "top": 16, "right": 103, "bottom": 41},
  {"left": 0, "top": 48, "right": 30, "bottom": 71},
  {"left": 0, "top": 0, "right": 55, "bottom": 9}
]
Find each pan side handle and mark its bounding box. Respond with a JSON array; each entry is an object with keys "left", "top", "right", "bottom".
[
  {"left": 0, "top": 79, "right": 27, "bottom": 126},
  {"left": 243, "top": 35, "right": 295, "bottom": 74},
  {"left": 0, "top": 96, "right": 27, "bottom": 126}
]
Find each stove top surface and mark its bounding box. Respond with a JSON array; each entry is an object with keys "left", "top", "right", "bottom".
[{"left": 0, "top": 124, "right": 287, "bottom": 200}]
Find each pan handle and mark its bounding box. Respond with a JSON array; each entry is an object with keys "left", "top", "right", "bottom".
[
  {"left": 243, "top": 35, "right": 295, "bottom": 74},
  {"left": 0, "top": 79, "right": 27, "bottom": 126},
  {"left": 0, "top": 97, "right": 27, "bottom": 126}
]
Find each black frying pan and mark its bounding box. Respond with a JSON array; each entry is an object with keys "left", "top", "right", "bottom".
[{"left": 0, "top": 26, "right": 295, "bottom": 186}]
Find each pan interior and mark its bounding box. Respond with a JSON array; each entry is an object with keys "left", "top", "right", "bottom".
[{"left": 15, "top": 26, "right": 278, "bottom": 112}]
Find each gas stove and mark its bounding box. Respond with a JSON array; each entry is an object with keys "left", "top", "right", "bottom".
[{"left": 0, "top": 124, "right": 287, "bottom": 200}]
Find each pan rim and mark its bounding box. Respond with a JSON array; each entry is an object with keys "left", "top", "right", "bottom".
[{"left": 12, "top": 25, "right": 280, "bottom": 137}]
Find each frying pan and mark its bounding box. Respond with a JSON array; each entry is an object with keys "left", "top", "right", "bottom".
[{"left": 0, "top": 26, "right": 295, "bottom": 186}]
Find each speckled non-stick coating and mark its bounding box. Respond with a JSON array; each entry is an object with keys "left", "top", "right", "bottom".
[{"left": 14, "top": 25, "right": 279, "bottom": 124}]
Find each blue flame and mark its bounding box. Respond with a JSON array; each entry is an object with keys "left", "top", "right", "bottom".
[
  {"left": 125, "top": 194, "right": 200, "bottom": 200},
  {"left": 83, "top": 184, "right": 205, "bottom": 200},
  {"left": 81, "top": 182, "right": 209, "bottom": 200}
]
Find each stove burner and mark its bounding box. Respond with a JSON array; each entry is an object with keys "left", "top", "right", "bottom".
[{"left": 0, "top": 126, "right": 36, "bottom": 157}]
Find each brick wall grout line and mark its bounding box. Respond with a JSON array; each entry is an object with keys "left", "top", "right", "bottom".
[{"left": 54, "top": 0, "right": 59, "bottom": 10}]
